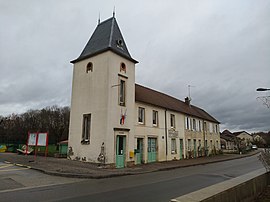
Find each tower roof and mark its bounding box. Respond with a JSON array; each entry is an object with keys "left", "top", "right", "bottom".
[{"left": 71, "top": 16, "right": 138, "bottom": 64}]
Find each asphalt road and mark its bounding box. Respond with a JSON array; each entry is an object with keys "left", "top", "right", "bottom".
[
  {"left": 0, "top": 154, "right": 264, "bottom": 202},
  {"left": 0, "top": 161, "right": 83, "bottom": 192}
]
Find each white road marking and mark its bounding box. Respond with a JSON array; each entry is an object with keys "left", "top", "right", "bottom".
[
  {"left": 0, "top": 167, "right": 30, "bottom": 172},
  {"left": 0, "top": 164, "right": 13, "bottom": 169}
]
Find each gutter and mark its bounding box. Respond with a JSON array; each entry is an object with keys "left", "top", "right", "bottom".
[{"left": 165, "top": 109, "right": 168, "bottom": 161}]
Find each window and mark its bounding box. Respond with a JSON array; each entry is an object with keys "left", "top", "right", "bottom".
[
  {"left": 152, "top": 110, "right": 158, "bottom": 126},
  {"left": 170, "top": 114, "right": 175, "bottom": 128},
  {"left": 119, "top": 79, "right": 125, "bottom": 106},
  {"left": 192, "top": 119, "right": 196, "bottom": 131},
  {"left": 215, "top": 125, "right": 219, "bottom": 134},
  {"left": 203, "top": 122, "right": 207, "bottom": 132},
  {"left": 185, "top": 117, "right": 189, "bottom": 129},
  {"left": 120, "top": 62, "right": 126, "bottom": 73},
  {"left": 199, "top": 120, "right": 202, "bottom": 132},
  {"left": 138, "top": 107, "right": 145, "bottom": 124},
  {"left": 82, "top": 114, "right": 91, "bottom": 144},
  {"left": 171, "top": 138, "right": 177, "bottom": 154},
  {"left": 86, "top": 62, "right": 93, "bottom": 73}
]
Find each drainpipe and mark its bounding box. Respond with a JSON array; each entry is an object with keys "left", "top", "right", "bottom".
[
  {"left": 203, "top": 119, "right": 206, "bottom": 156},
  {"left": 165, "top": 109, "right": 168, "bottom": 161}
]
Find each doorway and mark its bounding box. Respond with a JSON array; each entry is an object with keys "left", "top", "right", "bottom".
[
  {"left": 116, "top": 135, "right": 126, "bottom": 168},
  {"left": 179, "top": 139, "right": 183, "bottom": 160},
  {"left": 135, "top": 138, "right": 143, "bottom": 165},
  {"left": 147, "top": 138, "right": 157, "bottom": 163}
]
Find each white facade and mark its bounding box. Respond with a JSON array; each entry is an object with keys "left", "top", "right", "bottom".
[{"left": 68, "top": 16, "right": 220, "bottom": 168}]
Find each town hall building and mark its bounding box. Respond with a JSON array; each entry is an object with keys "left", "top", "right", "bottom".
[{"left": 68, "top": 15, "right": 220, "bottom": 168}]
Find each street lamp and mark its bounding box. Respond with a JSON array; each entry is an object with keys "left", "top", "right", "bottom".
[
  {"left": 256, "top": 87, "right": 270, "bottom": 108},
  {"left": 256, "top": 88, "right": 270, "bottom": 91}
]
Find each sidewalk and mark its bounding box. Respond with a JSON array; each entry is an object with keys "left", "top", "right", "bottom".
[{"left": 0, "top": 151, "right": 260, "bottom": 179}]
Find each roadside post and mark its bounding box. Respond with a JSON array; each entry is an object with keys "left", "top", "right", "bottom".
[{"left": 26, "top": 132, "right": 49, "bottom": 159}]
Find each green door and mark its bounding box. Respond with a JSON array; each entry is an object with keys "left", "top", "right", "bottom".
[
  {"left": 179, "top": 139, "right": 183, "bottom": 160},
  {"left": 193, "top": 139, "right": 197, "bottom": 158},
  {"left": 147, "top": 138, "right": 157, "bottom": 163},
  {"left": 116, "top": 136, "right": 126, "bottom": 168},
  {"left": 135, "top": 138, "right": 143, "bottom": 165}
]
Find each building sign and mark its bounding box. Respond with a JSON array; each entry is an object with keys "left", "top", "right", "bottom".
[
  {"left": 168, "top": 129, "right": 179, "bottom": 138},
  {"left": 26, "top": 132, "right": 49, "bottom": 157}
]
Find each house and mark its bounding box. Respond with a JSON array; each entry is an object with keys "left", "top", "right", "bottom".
[
  {"left": 252, "top": 133, "right": 267, "bottom": 147},
  {"left": 220, "top": 130, "right": 238, "bottom": 151},
  {"left": 68, "top": 15, "right": 220, "bottom": 168},
  {"left": 233, "top": 131, "right": 253, "bottom": 146}
]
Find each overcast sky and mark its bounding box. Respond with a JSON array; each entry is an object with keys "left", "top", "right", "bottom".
[{"left": 0, "top": 0, "right": 269, "bottom": 133}]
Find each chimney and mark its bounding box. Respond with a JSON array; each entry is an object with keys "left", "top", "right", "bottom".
[{"left": 185, "top": 97, "right": 191, "bottom": 106}]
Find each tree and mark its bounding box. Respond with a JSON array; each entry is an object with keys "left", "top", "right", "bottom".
[{"left": 0, "top": 106, "right": 70, "bottom": 145}]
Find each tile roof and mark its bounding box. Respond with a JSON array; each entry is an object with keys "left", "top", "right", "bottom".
[
  {"left": 135, "top": 84, "right": 220, "bottom": 123},
  {"left": 71, "top": 17, "right": 138, "bottom": 64}
]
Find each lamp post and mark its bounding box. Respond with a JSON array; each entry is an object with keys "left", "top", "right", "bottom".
[{"left": 256, "top": 87, "right": 270, "bottom": 108}]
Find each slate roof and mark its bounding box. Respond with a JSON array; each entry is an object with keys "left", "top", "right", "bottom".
[
  {"left": 135, "top": 84, "right": 220, "bottom": 123},
  {"left": 71, "top": 17, "right": 138, "bottom": 64},
  {"left": 232, "top": 131, "right": 251, "bottom": 137},
  {"left": 221, "top": 130, "right": 233, "bottom": 136}
]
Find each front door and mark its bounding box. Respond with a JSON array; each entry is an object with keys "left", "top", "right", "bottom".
[
  {"left": 147, "top": 138, "right": 157, "bottom": 163},
  {"left": 193, "top": 139, "right": 197, "bottom": 158},
  {"left": 135, "top": 138, "right": 143, "bottom": 165},
  {"left": 116, "top": 136, "right": 126, "bottom": 168},
  {"left": 179, "top": 139, "right": 183, "bottom": 160}
]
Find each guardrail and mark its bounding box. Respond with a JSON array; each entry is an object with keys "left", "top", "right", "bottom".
[{"left": 171, "top": 168, "right": 268, "bottom": 202}]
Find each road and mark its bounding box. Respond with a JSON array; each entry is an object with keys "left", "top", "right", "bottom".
[{"left": 0, "top": 154, "right": 264, "bottom": 202}]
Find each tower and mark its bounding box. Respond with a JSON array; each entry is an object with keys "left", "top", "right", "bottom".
[{"left": 68, "top": 15, "right": 138, "bottom": 167}]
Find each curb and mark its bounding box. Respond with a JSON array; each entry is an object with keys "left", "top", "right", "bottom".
[{"left": 2, "top": 151, "right": 261, "bottom": 179}]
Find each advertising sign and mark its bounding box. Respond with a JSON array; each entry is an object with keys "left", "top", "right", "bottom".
[
  {"left": 26, "top": 132, "right": 48, "bottom": 157},
  {"left": 28, "top": 133, "right": 38, "bottom": 146},
  {"left": 37, "top": 133, "right": 47, "bottom": 146}
]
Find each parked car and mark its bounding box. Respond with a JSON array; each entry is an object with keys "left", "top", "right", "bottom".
[{"left": 252, "top": 145, "right": 258, "bottom": 150}]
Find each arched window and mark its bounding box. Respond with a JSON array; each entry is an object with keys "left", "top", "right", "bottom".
[
  {"left": 86, "top": 62, "right": 93, "bottom": 73},
  {"left": 120, "top": 62, "right": 126, "bottom": 73}
]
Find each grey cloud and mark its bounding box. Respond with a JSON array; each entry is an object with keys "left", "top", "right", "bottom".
[{"left": 0, "top": 0, "right": 269, "bottom": 132}]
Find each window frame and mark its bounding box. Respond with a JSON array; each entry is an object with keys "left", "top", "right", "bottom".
[
  {"left": 199, "top": 120, "right": 202, "bottom": 132},
  {"left": 86, "top": 62, "right": 93, "bottom": 73},
  {"left": 152, "top": 110, "right": 158, "bottom": 126},
  {"left": 138, "top": 107, "right": 145, "bottom": 124},
  {"left": 120, "top": 62, "right": 126, "bottom": 73},
  {"left": 81, "top": 113, "right": 91, "bottom": 144},
  {"left": 192, "top": 118, "right": 196, "bottom": 131},
  {"left": 171, "top": 138, "right": 177, "bottom": 154},
  {"left": 119, "top": 79, "right": 126, "bottom": 106},
  {"left": 170, "top": 114, "right": 175, "bottom": 128}
]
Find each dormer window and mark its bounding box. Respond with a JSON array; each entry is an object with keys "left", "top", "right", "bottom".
[
  {"left": 120, "top": 63, "right": 126, "bottom": 73},
  {"left": 116, "top": 39, "right": 123, "bottom": 47},
  {"left": 86, "top": 62, "right": 93, "bottom": 73}
]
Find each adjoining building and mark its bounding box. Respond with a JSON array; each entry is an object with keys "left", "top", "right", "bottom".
[{"left": 68, "top": 15, "right": 220, "bottom": 168}]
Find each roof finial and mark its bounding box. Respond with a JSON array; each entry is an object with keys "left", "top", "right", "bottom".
[
  {"left": 113, "top": 6, "right": 115, "bottom": 18},
  {"left": 98, "top": 12, "right": 100, "bottom": 24}
]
